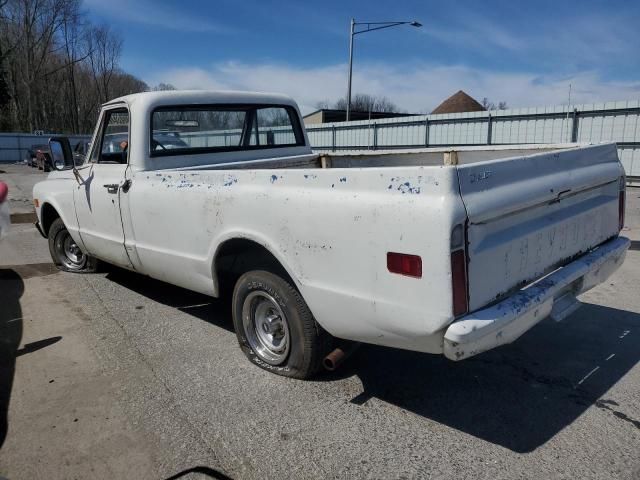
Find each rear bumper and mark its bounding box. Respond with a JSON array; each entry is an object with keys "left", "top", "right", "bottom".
[{"left": 443, "top": 236, "right": 630, "bottom": 361}]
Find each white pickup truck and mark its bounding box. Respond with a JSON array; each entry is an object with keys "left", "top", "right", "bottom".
[{"left": 33, "top": 90, "right": 630, "bottom": 379}]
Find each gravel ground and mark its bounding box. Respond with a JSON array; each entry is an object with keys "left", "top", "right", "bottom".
[{"left": 1, "top": 164, "right": 639, "bottom": 479}]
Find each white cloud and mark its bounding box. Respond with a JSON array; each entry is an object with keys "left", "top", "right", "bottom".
[
  {"left": 83, "top": 0, "right": 228, "bottom": 33},
  {"left": 147, "top": 61, "right": 640, "bottom": 115}
]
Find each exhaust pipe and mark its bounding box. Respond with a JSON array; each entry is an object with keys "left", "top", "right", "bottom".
[{"left": 323, "top": 342, "right": 361, "bottom": 371}]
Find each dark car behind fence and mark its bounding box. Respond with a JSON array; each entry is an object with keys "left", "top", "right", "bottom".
[{"left": 0, "top": 133, "right": 91, "bottom": 164}]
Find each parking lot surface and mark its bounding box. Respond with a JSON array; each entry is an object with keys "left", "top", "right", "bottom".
[{"left": 1, "top": 164, "right": 639, "bottom": 479}]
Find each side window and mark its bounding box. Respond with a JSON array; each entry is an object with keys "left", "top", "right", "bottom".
[
  {"left": 92, "top": 109, "right": 129, "bottom": 164},
  {"left": 256, "top": 107, "right": 298, "bottom": 146}
]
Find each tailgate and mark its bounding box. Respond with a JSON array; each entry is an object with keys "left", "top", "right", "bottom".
[{"left": 456, "top": 143, "right": 623, "bottom": 312}]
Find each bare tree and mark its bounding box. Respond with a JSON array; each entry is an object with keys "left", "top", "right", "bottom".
[
  {"left": 110, "top": 71, "right": 148, "bottom": 96},
  {"left": 481, "top": 97, "right": 508, "bottom": 111},
  {"left": 58, "top": 1, "right": 91, "bottom": 132},
  {"left": 0, "top": 1, "right": 154, "bottom": 133},
  {"left": 333, "top": 93, "right": 401, "bottom": 113},
  {"left": 152, "top": 82, "right": 176, "bottom": 91},
  {"left": 1, "top": 0, "right": 74, "bottom": 130},
  {"left": 88, "top": 24, "right": 122, "bottom": 103},
  {"left": 314, "top": 99, "right": 330, "bottom": 110}
]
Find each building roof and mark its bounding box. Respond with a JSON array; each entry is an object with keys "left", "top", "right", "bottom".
[
  {"left": 431, "top": 90, "right": 486, "bottom": 114},
  {"left": 303, "top": 108, "right": 416, "bottom": 124}
]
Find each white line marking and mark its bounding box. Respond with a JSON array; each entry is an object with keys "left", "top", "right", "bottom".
[
  {"left": 576, "top": 366, "right": 600, "bottom": 387},
  {"left": 605, "top": 353, "right": 616, "bottom": 361},
  {"left": 619, "top": 330, "right": 630, "bottom": 339}
]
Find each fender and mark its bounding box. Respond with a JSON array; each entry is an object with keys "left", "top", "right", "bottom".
[
  {"left": 33, "top": 173, "right": 87, "bottom": 251},
  {"left": 209, "top": 229, "right": 303, "bottom": 298}
]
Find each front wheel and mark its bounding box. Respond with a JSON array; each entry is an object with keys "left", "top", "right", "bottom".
[
  {"left": 232, "top": 270, "right": 332, "bottom": 379},
  {"left": 48, "top": 218, "right": 97, "bottom": 272}
]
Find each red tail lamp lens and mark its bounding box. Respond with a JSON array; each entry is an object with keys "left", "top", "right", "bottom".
[
  {"left": 451, "top": 249, "right": 468, "bottom": 317},
  {"left": 387, "top": 252, "right": 422, "bottom": 278}
]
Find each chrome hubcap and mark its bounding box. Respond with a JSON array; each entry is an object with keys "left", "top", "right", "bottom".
[
  {"left": 242, "top": 291, "right": 290, "bottom": 365},
  {"left": 54, "top": 229, "right": 86, "bottom": 270}
]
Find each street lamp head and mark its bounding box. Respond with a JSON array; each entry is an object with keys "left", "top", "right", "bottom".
[{"left": 410, "top": 21, "right": 422, "bottom": 27}]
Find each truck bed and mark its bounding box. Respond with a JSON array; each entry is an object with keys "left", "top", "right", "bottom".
[
  {"left": 185, "top": 143, "right": 591, "bottom": 170},
  {"left": 177, "top": 142, "right": 624, "bottom": 318}
]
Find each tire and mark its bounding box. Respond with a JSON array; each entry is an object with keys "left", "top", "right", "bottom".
[
  {"left": 48, "top": 217, "right": 97, "bottom": 273},
  {"left": 232, "top": 270, "right": 332, "bottom": 379}
]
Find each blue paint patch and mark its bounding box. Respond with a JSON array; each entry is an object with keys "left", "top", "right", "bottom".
[
  {"left": 339, "top": 177, "right": 347, "bottom": 183},
  {"left": 303, "top": 173, "right": 318, "bottom": 180},
  {"left": 397, "top": 182, "right": 421, "bottom": 194},
  {"left": 223, "top": 175, "right": 238, "bottom": 187},
  {"left": 270, "top": 175, "right": 279, "bottom": 183},
  {"left": 388, "top": 177, "right": 422, "bottom": 194}
]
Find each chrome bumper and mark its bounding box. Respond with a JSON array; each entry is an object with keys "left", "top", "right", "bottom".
[{"left": 444, "top": 236, "right": 630, "bottom": 361}]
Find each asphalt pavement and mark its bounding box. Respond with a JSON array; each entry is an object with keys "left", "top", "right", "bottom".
[{"left": 1, "top": 163, "right": 639, "bottom": 479}]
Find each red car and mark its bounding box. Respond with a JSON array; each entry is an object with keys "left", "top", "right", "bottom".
[
  {"left": 34, "top": 144, "right": 52, "bottom": 171},
  {"left": 0, "top": 181, "right": 9, "bottom": 238}
]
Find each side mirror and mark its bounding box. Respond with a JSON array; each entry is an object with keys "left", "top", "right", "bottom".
[{"left": 49, "top": 137, "right": 74, "bottom": 171}]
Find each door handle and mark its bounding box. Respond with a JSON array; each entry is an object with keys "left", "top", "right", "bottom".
[{"left": 103, "top": 184, "right": 119, "bottom": 194}]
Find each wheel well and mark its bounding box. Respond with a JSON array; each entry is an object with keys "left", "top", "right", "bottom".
[
  {"left": 40, "top": 203, "right": 60, "bottom": 236},
  {"left": 214, "top": 238, "right": 294, "bottom": 296}
]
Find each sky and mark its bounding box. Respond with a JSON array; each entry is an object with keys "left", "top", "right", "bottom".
[{"left": 83, "top": 0, "right": 640, "bottom": 114}]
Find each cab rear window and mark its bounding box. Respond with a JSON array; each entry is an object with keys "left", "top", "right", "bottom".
[{"left": 150, "top": 104, "right": 304, "bottom": 157}]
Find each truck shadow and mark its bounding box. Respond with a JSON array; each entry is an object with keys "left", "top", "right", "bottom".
[
  {"left": 341, "top": 303, "right": 640, "bottom": 453},
  {"left": 0, "top": 270, "right": 24, "bottom": 449},
  {"left": 104, "top": 267, "right": 233, "bottom": 333},
  {"left": 99, "top": 266, "right": 640, "bottom": 453}
]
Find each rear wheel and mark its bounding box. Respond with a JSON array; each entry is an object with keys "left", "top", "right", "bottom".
[
  {"left": 232, "top": 270, "right": 332, "bottom": 379},
  {"left": 48, "top": 218, "right": 97, "bottom": 272}
]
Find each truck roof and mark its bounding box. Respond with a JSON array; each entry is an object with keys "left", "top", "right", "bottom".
[{"left": 104, "top": 90, "right": 299, "bottom": 111}]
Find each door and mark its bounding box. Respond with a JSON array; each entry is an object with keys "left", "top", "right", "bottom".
[{"left": 74, "top": 106, "right": 133, "bottom": 268}]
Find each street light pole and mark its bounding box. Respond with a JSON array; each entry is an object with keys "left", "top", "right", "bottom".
[
  {"left": 346, "top": 18, "right": 355, "bottom": 122},
  {"left": 345, "top": 19, "right": 421, "bottom": 122}
]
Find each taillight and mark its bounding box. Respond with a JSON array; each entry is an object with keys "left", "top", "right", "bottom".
[
  {"left": 619, "top": 177, "right": 625, "bottom": 231},
  {"left": 387, "top": 252, "right": 422, "bottom": 278},
  {"left": 451, "top": 224, "right": 469, "bottom": 317}
]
